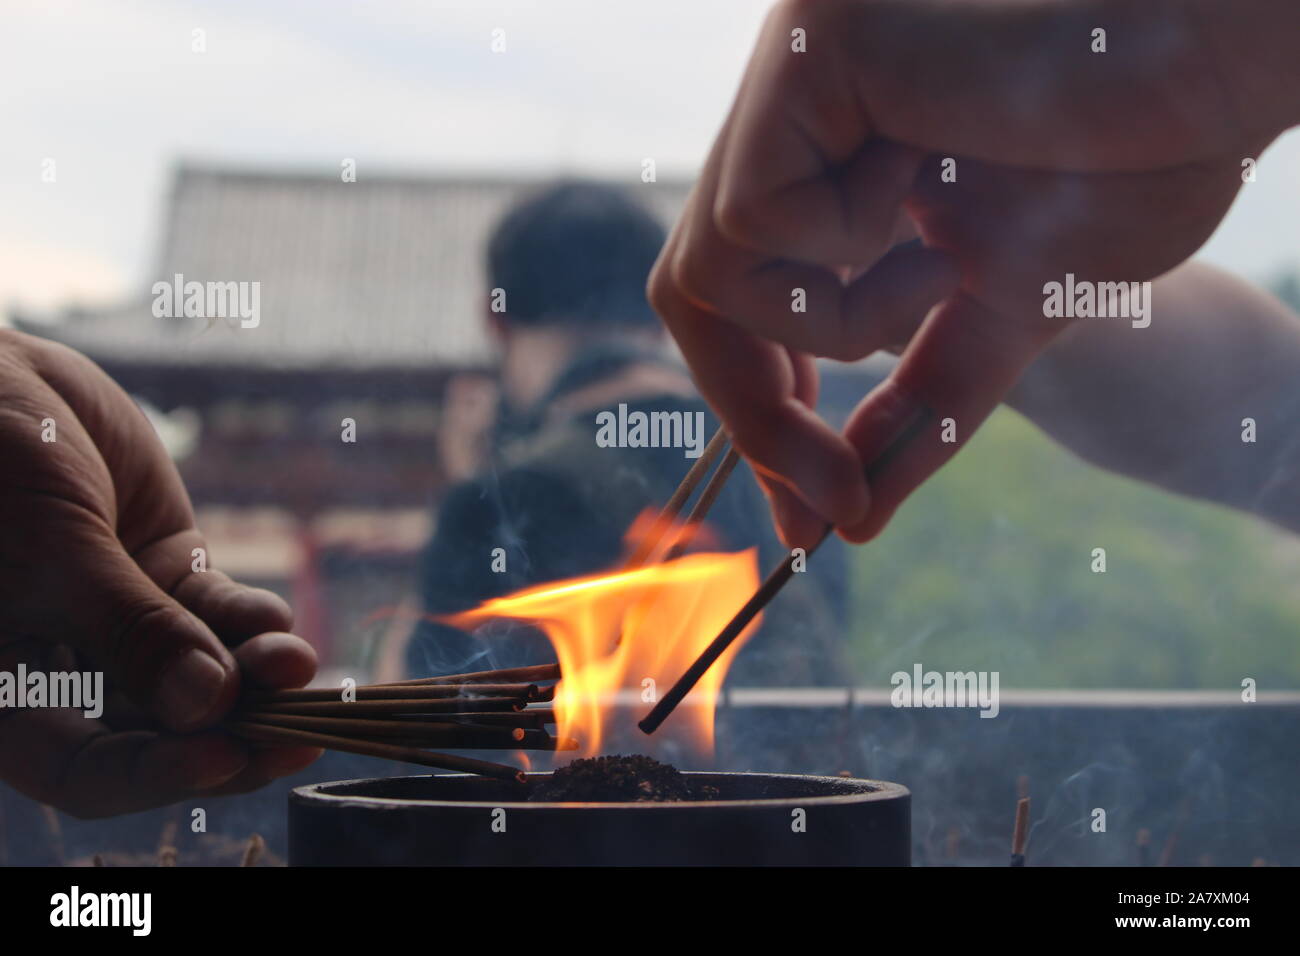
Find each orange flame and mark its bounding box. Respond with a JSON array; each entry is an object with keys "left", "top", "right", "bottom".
[{"left": 443, "top": 540, "right": 760, "bottom": 760}]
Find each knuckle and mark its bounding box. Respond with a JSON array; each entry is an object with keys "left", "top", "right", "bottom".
[
  {"left": 712, "top": 188, "right": 765, "bottom": 249},
  {"left": 645, "top": 260, "right": 677, "bottom": 315},
  {"left": 667, "top": 248, "right": 719, "bottom": 311},
  {"left": 0, "top": 328, "right": 37, "bottom": 365}
]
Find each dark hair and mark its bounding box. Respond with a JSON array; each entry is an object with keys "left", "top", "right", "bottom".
[{"left": 487, "top": 181, "right": 666, "bottom": 328}]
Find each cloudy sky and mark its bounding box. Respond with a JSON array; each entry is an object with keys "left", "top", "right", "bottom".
[{"left": 2, "top": 0, "right": 1297, "bottom": 315}]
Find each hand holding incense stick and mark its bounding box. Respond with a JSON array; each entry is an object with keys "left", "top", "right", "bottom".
[
  {"left": 640, "top": 408, "right": 932, "bottom": 734},
  {"left": 228, "top": 721, "right": 529, "bottom": 782},
  {"left": 222, "top": 662, "right": 567, "bottom": 781}
]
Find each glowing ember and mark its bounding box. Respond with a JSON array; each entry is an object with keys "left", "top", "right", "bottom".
[{"left": 443, "top": 536, "right": 761, "bottom": 759}]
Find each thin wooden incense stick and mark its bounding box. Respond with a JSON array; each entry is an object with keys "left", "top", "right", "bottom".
[
  {"left": 1011, "top": 797, "right": 1030, "bottom": 866},
  {"left": 373, "top": 663, "right": 560, "bottom": 687},
  {"left": 640, "top": 407, "right": 932, "bottom": 734},
  {"left": 246, "top": 696, "right": 527, "bottom": 717},
  {"left": 440, "top": 708, "right": 557, "bottom": 726},
  {"left": 228, "top": 721, "right": 526, "bottom": 782},
  {"left": 623, "top": 425, "right": 730, "bottom": 570},
  {"left": 240, "top": 712, "right": 528, "bottom": 744},
  {"left": 250, "top": 682, "right": 540, "bottom": 704},
  {"left": 238, "top": 712, "right": 575, "bottom": 750},
  {"left": 661, "top": 447, "right": 742, "bottom": 563}
]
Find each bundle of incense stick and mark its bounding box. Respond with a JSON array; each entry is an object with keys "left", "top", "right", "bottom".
[{"left": 224, "top": 662, "right": 571, "bottom": 783}]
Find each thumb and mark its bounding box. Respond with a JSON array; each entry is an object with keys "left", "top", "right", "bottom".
[{"left": 55, "top": 522, "right": 240, "bottom": 732}]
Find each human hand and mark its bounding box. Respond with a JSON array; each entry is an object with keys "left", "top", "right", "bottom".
[
  {"left": 0, "top": 330, "right": 320, "bottom": 817},
  {"left": 649, "top": 0, "right": 1286, "bottom": 545}
]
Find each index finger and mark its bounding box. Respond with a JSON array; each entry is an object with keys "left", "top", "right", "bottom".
[{"left": 652, "top": 277, "right": 872, "bottom": 528}]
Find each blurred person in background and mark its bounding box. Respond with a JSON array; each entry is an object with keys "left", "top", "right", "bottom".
[{"left": 394, "top": 181, "right": 850, "bottom": 683}]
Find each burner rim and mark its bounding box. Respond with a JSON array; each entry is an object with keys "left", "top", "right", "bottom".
[{"left": 292, "top": 771, "right": 910, "bottom": 811}]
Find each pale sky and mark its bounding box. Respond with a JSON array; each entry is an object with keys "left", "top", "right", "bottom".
[{"left": 2, "top": 0, "right": 1297, "bottom": 315}]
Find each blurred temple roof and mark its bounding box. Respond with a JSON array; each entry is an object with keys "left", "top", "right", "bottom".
[{"left": 14, "top": 165, "right": 690, "bottom": 370}]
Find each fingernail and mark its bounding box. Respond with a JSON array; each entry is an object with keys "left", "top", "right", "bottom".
[{"left": 157, "top": 650, "right": 227, "bottom": 730}]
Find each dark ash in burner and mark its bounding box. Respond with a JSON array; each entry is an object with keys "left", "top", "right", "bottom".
[{"left": 529, "top": 755, "right": 719, "bottom": 802}]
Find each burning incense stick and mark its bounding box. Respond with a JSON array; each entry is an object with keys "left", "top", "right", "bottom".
[
  {"left": 521, "top": 733, "right": 581, "bottom": 751},
  {"left": 661, "top": 447, "right": 741, "bottom": 563},
  {"left": 1011, "top": 797, "right": 1030, "bottom": 866},
  {"left": 623, "top": 426, "right": 730, "bottom": 570},
  {"left": 370, "top": 663, "right": 560, "bottom": 687},
  {"left": 239, "top": 712, "right": 574, "bottom": 750},
  {"left": 246, "top": 696, "right": 527, "bottom": 716},
  {"left": 640, "top": 407, "right": 933, "bottom": 734},
  {"left": 242, "top": 712, "right": 528, "bottom": 742},
  {"left": 443, "top": 708, "right": 557, "bottom": 726},
  {"left": 251, "top": 682, "right": 542, "bottom": 704},
  {"left": 228, "top": 721, "right": 527, "bottom": 782}
]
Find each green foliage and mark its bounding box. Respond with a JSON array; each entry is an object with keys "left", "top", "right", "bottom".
[
  {"left": 1269, "top": 269, "right": 1300, "bottom": 314},
  {"left": 848, "top": 409, "right": 1300, "bottom": 688}
]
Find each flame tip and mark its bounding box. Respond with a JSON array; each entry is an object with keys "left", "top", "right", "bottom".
[{"left": 452, "top": 514, "right": 760, "bottom": 760}]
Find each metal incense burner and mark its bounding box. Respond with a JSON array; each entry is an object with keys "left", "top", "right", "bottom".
[{"left": 289, "top": 771, "right": 910, "bottom": 866}]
